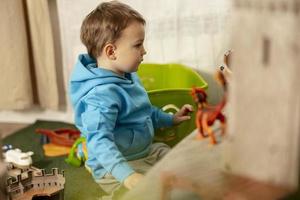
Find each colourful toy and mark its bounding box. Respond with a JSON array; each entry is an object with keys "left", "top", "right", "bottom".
[
  {"left": 191, "top": 51, "right": 231, "bottom": 145},
  {"left": 65, "top": 137, "right": 87, "bottom": 167},
  {"left": 35, "top": 128, "right": 80, "bottom": 147},
  {"left": 42, "top": 143, "right": 72, "bottom": 157}
]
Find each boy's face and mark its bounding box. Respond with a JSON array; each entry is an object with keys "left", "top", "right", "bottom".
[{"left": 113, "top": 21, "right": 146, "bottom": 74}]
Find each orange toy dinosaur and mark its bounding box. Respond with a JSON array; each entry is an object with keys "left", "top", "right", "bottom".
[{"left": 191, "top": 51, "right": 231, "bottom": 145}]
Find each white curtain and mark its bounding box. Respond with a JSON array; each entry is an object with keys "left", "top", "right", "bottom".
[{"left": 134, "top": 0, "right": 232, "bottom": 69}]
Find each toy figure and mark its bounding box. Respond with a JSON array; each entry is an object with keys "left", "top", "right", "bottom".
[
  {"left": 191, "top": 51, "right": 231, "bottom": 144},
  {"left": 191, "top": 87, "right": 226, "bottom": 144}
]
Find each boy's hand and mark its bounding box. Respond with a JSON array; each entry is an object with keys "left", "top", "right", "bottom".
[
  {"left": 173, "top": 104, "right": 193, "bottom": 125},
  {"left": 123, "top": 172, "right": 144, "bottom": 190}
]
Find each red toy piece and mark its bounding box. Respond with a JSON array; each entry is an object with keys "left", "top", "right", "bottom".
[
  {"left": 35, "top": 128, "right": 81, "bottom": 147},
  {"left": 191, "top": 86, "right": 226, "bottom": 145},
  {"left": 191, "top": 52, "right": 231, "bottom": 145}
]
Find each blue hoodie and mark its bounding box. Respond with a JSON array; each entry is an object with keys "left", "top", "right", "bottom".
[{"left": 69, "top": 54, "right": 174, "bottom": 182}]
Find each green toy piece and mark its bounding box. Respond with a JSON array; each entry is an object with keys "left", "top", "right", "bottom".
[{"left": 65, "top": 137, "right": 86, "bottom": 167}]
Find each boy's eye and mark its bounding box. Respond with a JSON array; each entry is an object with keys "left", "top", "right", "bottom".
[{"left": 134, "top": 43, "right": 142, "bottom": 47}]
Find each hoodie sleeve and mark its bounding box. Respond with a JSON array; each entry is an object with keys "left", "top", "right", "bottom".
[
  {"left": 150, "top": 105, "right": 174, "bottom": 129},
  {"left": 81, "top": 89, "right": 134, "bottom": 182}
]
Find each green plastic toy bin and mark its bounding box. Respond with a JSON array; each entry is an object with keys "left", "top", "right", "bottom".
[{"left": 137, "top": 63, "right": 208, "bottom": 146}]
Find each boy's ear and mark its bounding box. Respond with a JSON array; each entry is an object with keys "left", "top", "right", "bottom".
[{"left": 103, "top": 43, "right": 116, "bottom": 60}]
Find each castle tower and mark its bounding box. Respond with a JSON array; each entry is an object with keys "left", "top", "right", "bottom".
[{"left": 224, "top": 0, "right": 300, "bottom": 189}]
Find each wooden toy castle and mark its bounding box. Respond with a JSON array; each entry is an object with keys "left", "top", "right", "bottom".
[
  {"left": 6, "top": 168, "right": 65, "bottom": 200},
  {"left": 224, "top": 0, "right": 300, "bottom": 190}
]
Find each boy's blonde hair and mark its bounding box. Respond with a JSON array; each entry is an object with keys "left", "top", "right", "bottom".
[{"left": 80, "top": 1, "right": 145, "bottom": 59}]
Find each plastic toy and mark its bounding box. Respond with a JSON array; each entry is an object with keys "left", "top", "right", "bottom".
[
  {"left": 65, "top": 137, "right": 87, "bottom": 167},
  {"left": 191, "top": 52, "right": 231, "bottom": 145},
  {"left": 3, "top": 149, "right": 34, "bottom": 169},
  {"left": 191, "top": 87, "right": 226, "bottom": 144},
  {"left": 35, "top": 128, "right": 80, "bottom": 147},
  {"left": 43, "top": 143, "right": 72, "bottom": 157}
]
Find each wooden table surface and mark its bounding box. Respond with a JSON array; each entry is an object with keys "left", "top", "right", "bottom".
[{"left": 122, "top": 130, "right": 291, "bottom": 200}]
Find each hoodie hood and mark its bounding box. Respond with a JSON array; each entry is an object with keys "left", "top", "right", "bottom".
[{"left": 69, "top": 54, "right": 132, "bottom": 107}]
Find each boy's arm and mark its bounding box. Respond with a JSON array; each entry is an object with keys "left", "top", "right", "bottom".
[
  {"left": 150, "top": 105, "right": 174, "bottom": 129},
  {"left": 82, "top": 92, "right": 134, "bottom": 183}
]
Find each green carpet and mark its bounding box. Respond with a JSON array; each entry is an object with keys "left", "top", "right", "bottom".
[{"left": 2, "top": 120, "right": 103, "bottom": 200}]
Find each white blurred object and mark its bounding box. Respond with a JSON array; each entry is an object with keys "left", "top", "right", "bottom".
[
  {"left": 223, "top": 0, "right": 300, "bottom": 190},
  {"left": 3, "top": 149, "right": 34, "bottom": 168}
]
